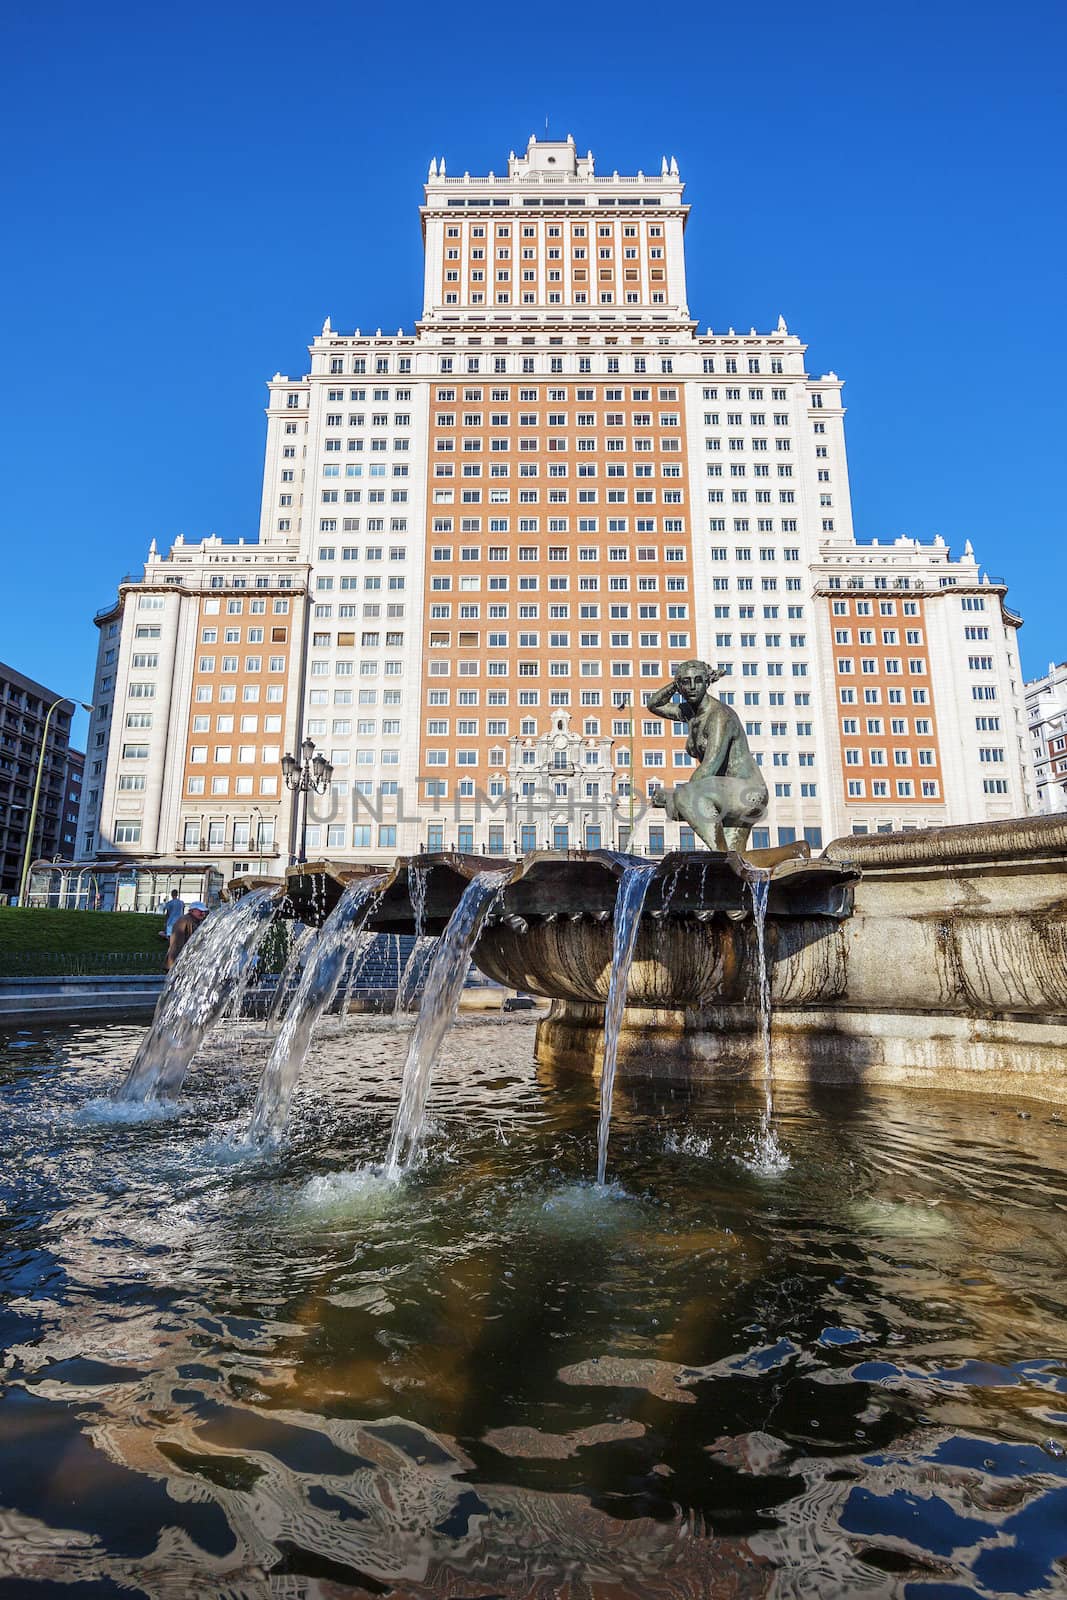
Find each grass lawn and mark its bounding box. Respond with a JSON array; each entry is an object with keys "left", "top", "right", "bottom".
[{"left": 0, "top": 907, "right": 166, "bottom": 976}]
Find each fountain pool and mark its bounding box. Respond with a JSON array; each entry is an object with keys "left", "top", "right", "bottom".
[{"left": 2, "top": 1014, "right": 1066, "bottom": 1596}]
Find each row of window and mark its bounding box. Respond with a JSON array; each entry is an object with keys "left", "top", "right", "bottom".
[
  {"left": 832, "top": 598, "right": 921, "bottom": 618},
  {"left": 442, "top": 292, "right": 669, "bottom": 307},
  {"left": 417, "top": 687, "right": 815, "bottom": 711},
  {"left": 836, "top": 659, "right": 928, "bottom": 676},
  {"left": 429, "top": 493, "right": 685, "bottom": 511},
  {"left": 843, "top": 749, "right": 938, "bottom": 767},
  {"left": 195, "top": 656, "right": 288, "bottom": 674},
  {"left": 432, "top": 465, "right": 685, "bottom": 482},
  {"left": 312, "top": 352, "right": 796, "bottom": 383},
  {"left": 423, "top": 660, "right": 697, "bottom": 679},
  {"left": 834, "top": 629, "right": 924, "bottom": 645},
  {"left": 443, "top": 220, "right": 664, "bottom": 240},
  {"left": 427, "top": 604, "right": 690, "bottom": 619},
  {"left": 182, "top": 776, "right": 280, "bottom": 797},
  {"left": 845, "top": 780, "right": 940, "bottom": 799},
  {"left": 198, "top": 627, "right": 287, "bottom": 644},
  {"left": 431, "top": 542, "right": 688, "bottom": 559},
  {"left": 435, "top": 385, "right": 681, "bottom": 406},
  {"left": 307, "top": 686, "right": 399, "bottom": 705},
  {"left": 316, "top": 576, "right": 406, "bottom": 591},
  {"left": 181, "top": 820, "right": 277, "bottom": 850},
  {"left": 427, "top": 575, "right": 689, "bottom": 592},
  {"left": 839, "top": 688, "right": 931, "bottom": 706},
  {"left": 427, "top": 631, "right": 692, "bottom": 649},
  {"left": 842, "top": 717, "right": 933, "bottom": 735},
  {"left": 189, "top": 745, "right": 281, "bottom": 765}
]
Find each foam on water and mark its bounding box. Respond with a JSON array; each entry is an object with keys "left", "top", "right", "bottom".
[
  {"left": 77, "top": 1096, "right": 190, "bottom": 1125},
  {"left": 298, "top": 1165, "right": 398, "bottom": 1217}
]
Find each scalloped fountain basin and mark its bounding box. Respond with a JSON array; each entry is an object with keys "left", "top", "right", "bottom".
[{"left": 263, "top": 814, "right": 1067, "bottom": 1104}]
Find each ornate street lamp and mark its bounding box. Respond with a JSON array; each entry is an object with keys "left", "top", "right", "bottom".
[{"left": 281, "top": 737, "right": 333, "bottom": 864}]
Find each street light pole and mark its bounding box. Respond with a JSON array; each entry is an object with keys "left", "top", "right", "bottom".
[
  {"left": 281, "top": 737, "right": 334, "bottom": 865},
  {"left": 18, "top": 696, "right": 93, "bottom": 908},
  {"left": 252, "top": 805, "right": 266, "bottom": 876}
]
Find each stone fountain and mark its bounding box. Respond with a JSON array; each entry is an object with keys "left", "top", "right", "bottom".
[{"left": 264, "top": 661, "right": 1067, "bottom": 1109}]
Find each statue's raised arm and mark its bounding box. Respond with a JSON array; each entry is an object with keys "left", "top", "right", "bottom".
[
  {"left": 648, "top": 659, "right": 769, "bottom": 853},
  {"left": 646, "top": 678, "right": 690, "bottom": 722}
]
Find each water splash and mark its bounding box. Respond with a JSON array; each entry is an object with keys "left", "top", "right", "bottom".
[
  {"left": 385, "top": 869, "right": 510, "bottom": 1176},
  {"left": 248, "top": 875, "right": 387, "bottom": 1142},
  {"left": 119, "top": 890, "right": 278, "bottom": 1103},
  {"left": 745, "top": 869, "right": 789, "bottom": 1174},
  {"left": 596, "top": 863, "right": 658, "bottom": 1186},
  {"left": 393, "top": 863, "right": 429, "bottom": 1017}
]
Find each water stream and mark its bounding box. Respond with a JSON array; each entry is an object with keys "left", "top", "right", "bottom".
[
  {"left": 119, "top": 889, "right": 278, "bottom": 1102},
  {"left": 595, "top": 863, "right": 658, "bottom": 1186},
  {"left": 264, "top": 921, "right": 318, "bottom": 1030},
  {"left": 248, "top": 875, "right": 386, "bottom": 1141},
  {"left": 746, "top": 868, "right": 788, "bottom": 1172},
  {"left": 393, "top": 862, "right": 429, "bottom": 1016},
  {"left": 385, "top": 868, "right": 510, "bottom": 1176}
]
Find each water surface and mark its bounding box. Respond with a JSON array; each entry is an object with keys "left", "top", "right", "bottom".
[{"left": 1, "top": 1016, "right": 1065, "bottom": 1597}]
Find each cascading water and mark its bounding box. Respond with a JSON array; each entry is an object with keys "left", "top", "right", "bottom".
[
  {"left": 119, "top": 890, "right": 278, "bottom": 1102},
  {"left": 393, "top": 863, "right": 429, "bottom": 1017},
  {"left": 248, "top": 875, "right": 387, "bottom": 1142},
  {"left": 385, "top": 869, "right": 510, "bottom": 1176},
  {"left": 745, "top": 868, "right": 788, "bottom": 1172},
  {"left": 264, "top": 922, "right": 318, "bottom": 1030},
  {"left": 595, "top": 863, "right": 658, "bottom": 1186}
]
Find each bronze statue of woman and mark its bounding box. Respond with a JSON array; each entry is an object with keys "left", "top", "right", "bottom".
[{"left": 648, "top": 660, "right": 768, "bottom": 852}]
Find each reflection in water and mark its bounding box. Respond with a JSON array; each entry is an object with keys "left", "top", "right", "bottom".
[{"left": 0, "top": 1015, "right": 1065, "bottom": 1596}]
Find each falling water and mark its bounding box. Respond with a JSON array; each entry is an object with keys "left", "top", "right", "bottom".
[
  {"left": 248, "top": 875, "right": 386, "bottom": 1141},
  {"left": 659, "top": 859, "right": 684, "bottom": 918},
  {"left": 393, "top": 863, "right": 429, "bottom": 1017},
  {"left": 385, "top": 869, "right": 510, "bottom": 1176},
  {"left": 119, "top": 890, "right": 278, "bottom": 1102},
  {"left": 595, "top": 863, "right": 658, "bottom": 1186},
  {"left": 746, "top": 869, "right": 789, "bottom": 1172},
  {"left": 264, "top": 922, "right": 318, "bottom": 1030}
]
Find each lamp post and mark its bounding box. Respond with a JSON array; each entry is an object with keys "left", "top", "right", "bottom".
[
  {"left": 281, "top": 737, "right": 333, "bottom": 864},
  {"left": 614, "top": 691, "right": 635, "bottom": 851},
  {"left": 251, "top": 805, "right": 267, "bottom": 876},
  {"left": 18, "top": 697, "right": 93, "bottom": 907}
]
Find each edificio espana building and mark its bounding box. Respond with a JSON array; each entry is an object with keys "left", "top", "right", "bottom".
[{"left": 77, "top": 136, "right": 1033, "bottom": 880}]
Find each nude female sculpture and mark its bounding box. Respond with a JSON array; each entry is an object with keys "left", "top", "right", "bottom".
[{"left": 648, "top": 660, "right": 769, "bottom": 852}]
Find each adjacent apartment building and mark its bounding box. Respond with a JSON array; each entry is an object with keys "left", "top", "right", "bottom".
[
  {"left": 1025, "top": 663, "right": 1067, "bottom": 813},
  {"left": 0, "top": 662, "right": 83, "bottom": 900},
  {"left": 78, "top": 136, "right": 1031, "bottom": 875}
]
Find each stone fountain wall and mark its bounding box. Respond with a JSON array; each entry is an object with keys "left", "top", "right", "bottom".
[{"left": 516, "top": 816, "right": 1067, "bottom": 1105}]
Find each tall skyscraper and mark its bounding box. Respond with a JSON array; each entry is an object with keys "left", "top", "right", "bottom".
[{"left": 78, "top": 137, "right": 1031, "bottom": 877}]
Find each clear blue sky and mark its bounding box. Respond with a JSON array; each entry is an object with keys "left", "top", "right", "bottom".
[{"left": 3, "top": 0, "right": 1064, "bottom": 749}]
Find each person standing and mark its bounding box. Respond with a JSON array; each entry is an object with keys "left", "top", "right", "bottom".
[{"left": 161, "top": 889, "right": 185, "bottom": 940}]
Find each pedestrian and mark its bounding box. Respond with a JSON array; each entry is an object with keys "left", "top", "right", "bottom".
[
  {"left": 165, "top": 901, "right": 209, "bottom": 970},
  {"left": 159, "top": 888, "right": 186, "bottom": 942}
]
